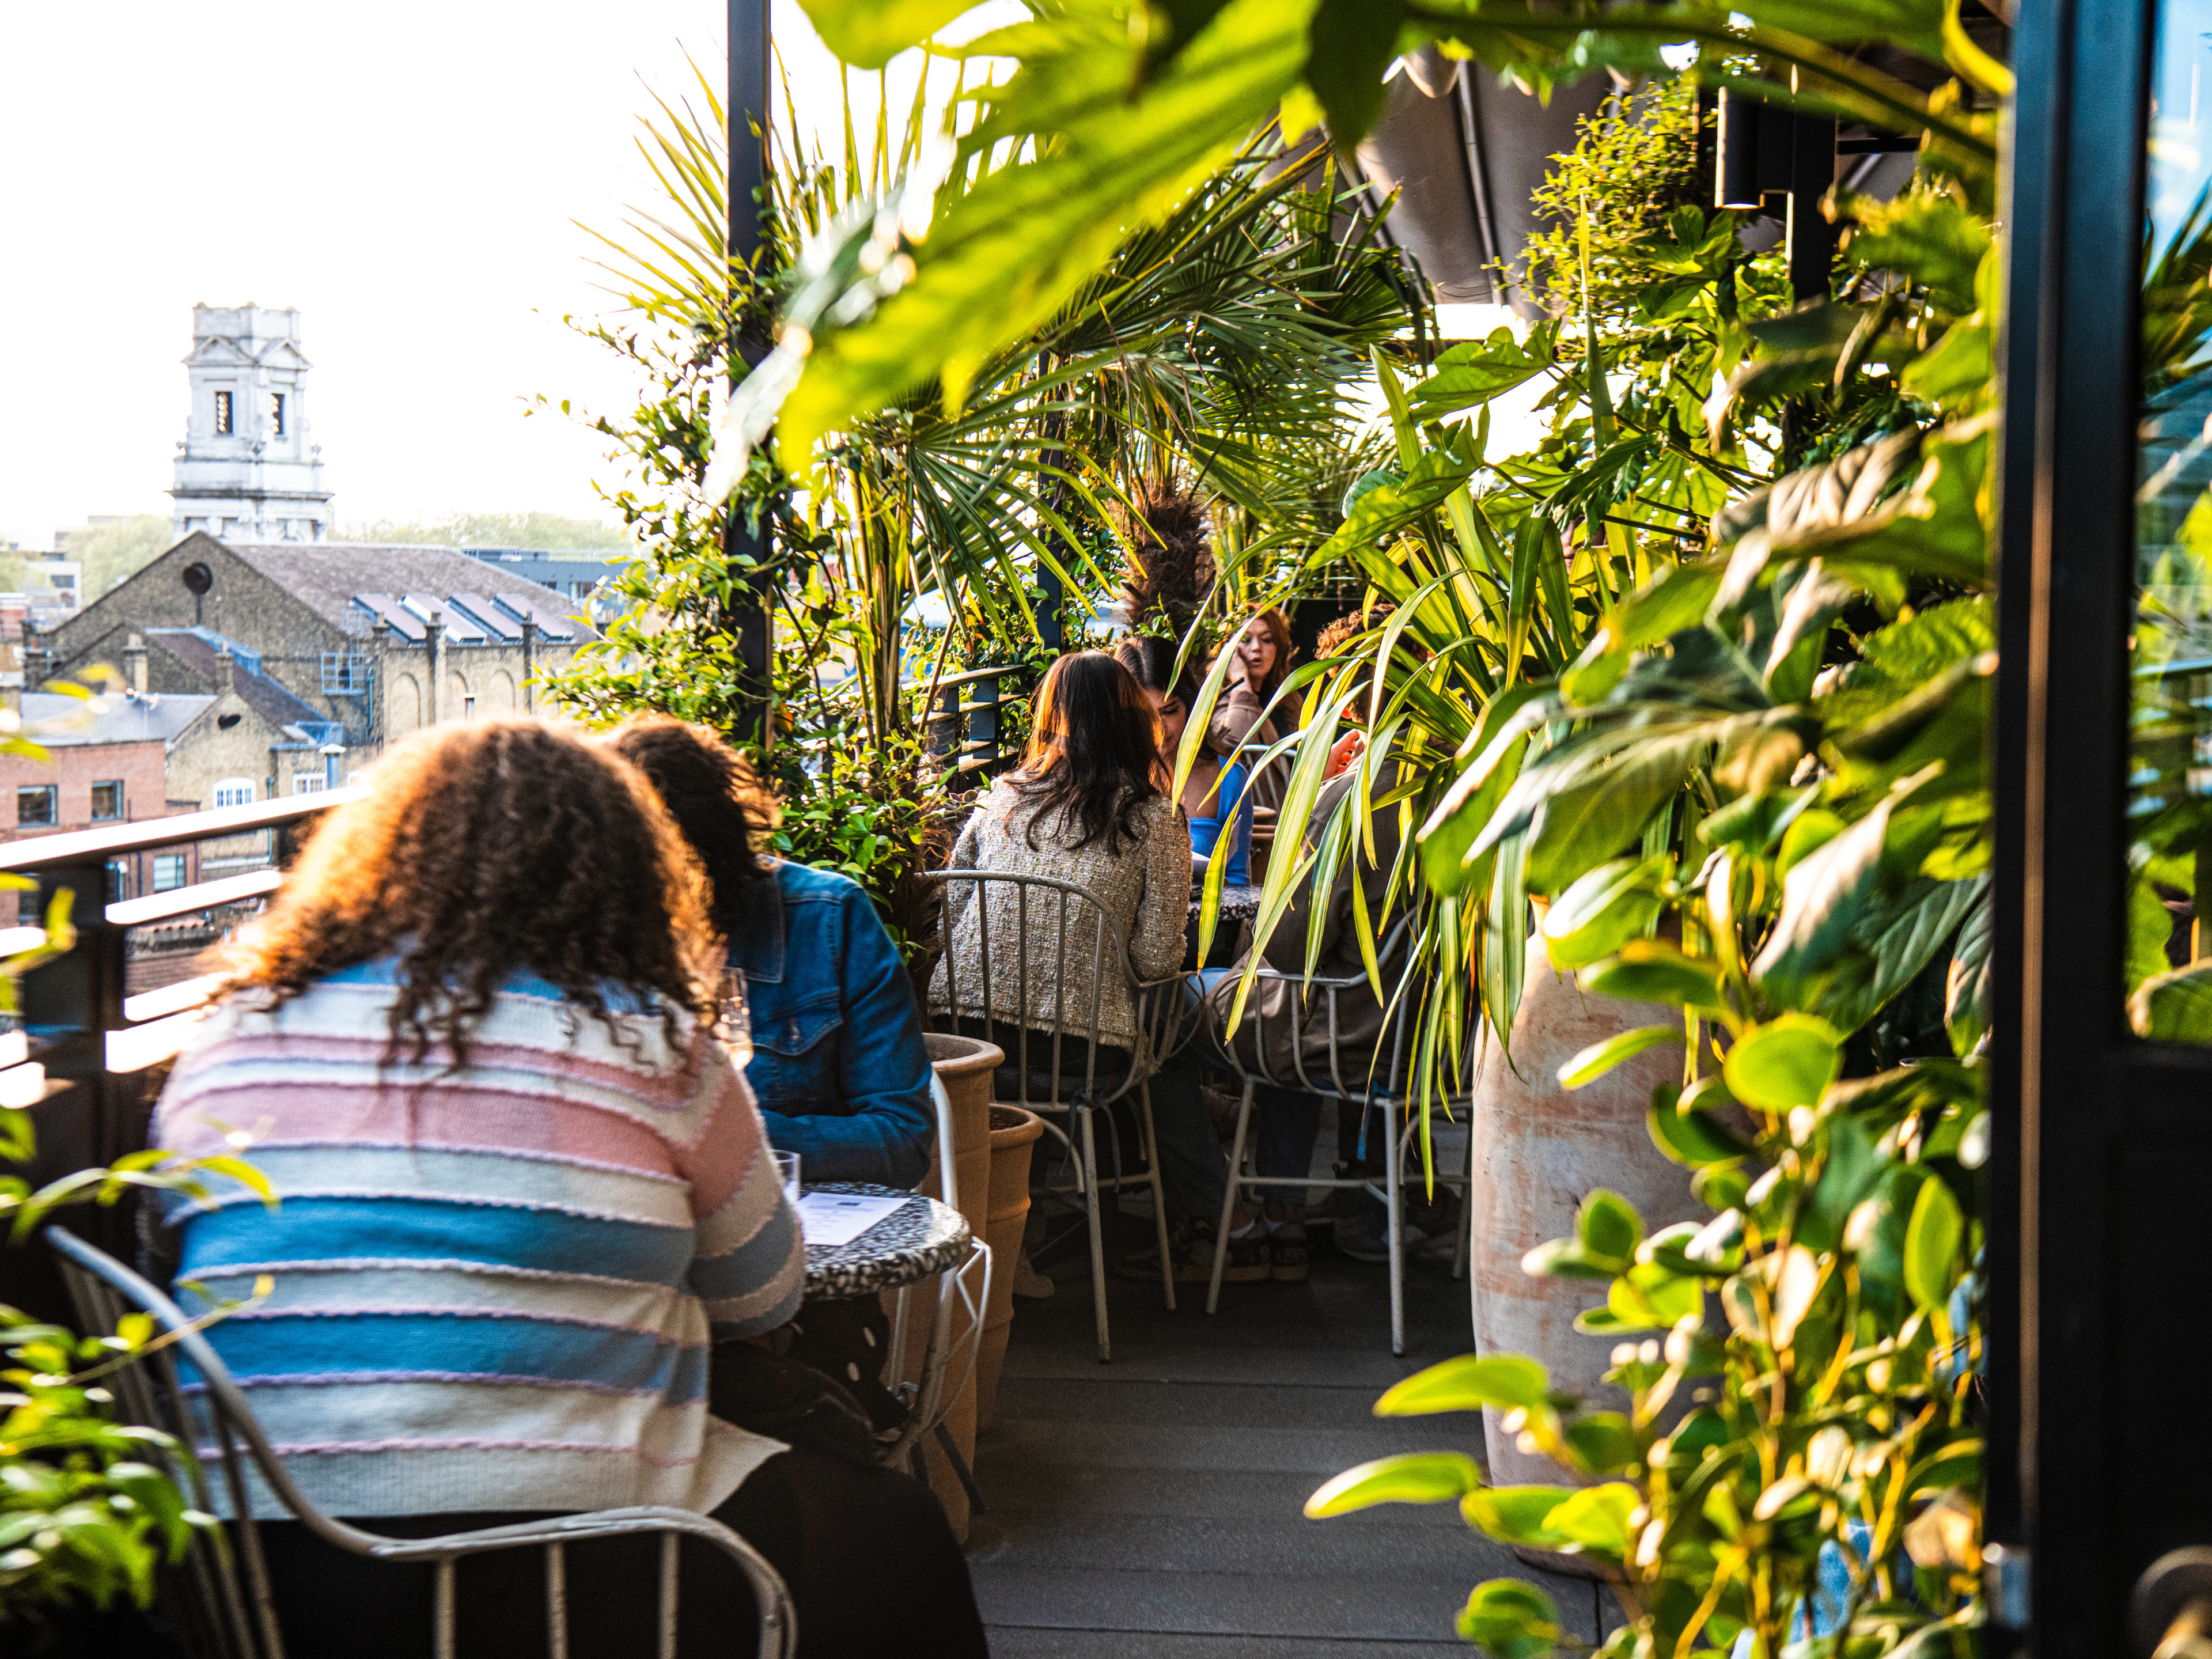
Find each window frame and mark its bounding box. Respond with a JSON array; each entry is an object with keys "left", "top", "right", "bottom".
[
  {"left": 15, "top": 785, "right": 56, "bottom": 828},
  {"left": 88, "top": 780, "right": 124, "bottom": 822}
]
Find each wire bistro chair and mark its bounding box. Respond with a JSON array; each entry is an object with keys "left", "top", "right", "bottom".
[
  {"left": 46, "top": 1226, "right": 798, "bottom": 1659},
  {"left": 919, "top": 868, "right": 1187, "bottom": 1363},
  {"left": 1198, "top": 921, "right": 1478, "bottom": 1355}
]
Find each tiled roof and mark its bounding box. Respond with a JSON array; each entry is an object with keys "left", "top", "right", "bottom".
[
  {"left": 23, "top": 690, "right": 216, "bottom": 747},
  {"left": 215, "top": 542, "right": 597, "bottom": 642},
  {"left": 144, "top": 629, "right": 325, "bottom": 730}
]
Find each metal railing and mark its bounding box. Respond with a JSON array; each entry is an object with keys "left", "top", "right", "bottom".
[{"left": 0, "top": 789, "right": 363, "bottom": 1316}]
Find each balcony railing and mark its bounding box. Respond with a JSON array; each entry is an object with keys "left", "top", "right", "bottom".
[{"left": 0, "top": 789, "right": 363, "bottom": 1315}]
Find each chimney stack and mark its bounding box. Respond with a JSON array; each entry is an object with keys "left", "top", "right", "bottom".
[
  {"left": 214, "top": 647, "right": 235, "bottom": 695},
  {"left": 123, "top": 632, "right": 147, "bottom": 697}
]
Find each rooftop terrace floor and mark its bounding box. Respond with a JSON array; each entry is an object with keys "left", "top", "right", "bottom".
[{"left": 965, "top": 1200, "right": 1623, "bottom": 1656}]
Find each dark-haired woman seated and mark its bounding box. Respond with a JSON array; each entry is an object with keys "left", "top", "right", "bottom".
[
  {"left": 609, "top": 714, "right": 934, "bottom": 1429},
  {"left": 607, "top": 715, "right": 933, "bottom": 1190},
  {"left": 151, "top": 719, "right": 985, "bottom": 1659},
  {"left": 931, "top": 651, "right": 1266, "bottom": 1282}
]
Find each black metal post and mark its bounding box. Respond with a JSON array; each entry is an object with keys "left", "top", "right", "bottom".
[{"left": 728, "top": 0, "right": 775, "bottom": 753}]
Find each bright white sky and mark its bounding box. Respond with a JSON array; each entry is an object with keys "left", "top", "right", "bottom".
[
  {"left": 0, "top": 1, "right": 876, "bottom": 551},
  {"left": 0, "top": 2, "right": 1536, "bottom": 554}
]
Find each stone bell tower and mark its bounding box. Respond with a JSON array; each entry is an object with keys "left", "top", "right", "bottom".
[{"left": 169, "top": 304, "right": 332, "bottom": 543}]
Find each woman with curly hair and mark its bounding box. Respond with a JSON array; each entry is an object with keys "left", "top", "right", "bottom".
[{"left": 150, "top": 718, "right": 986, "bottom": 1659}]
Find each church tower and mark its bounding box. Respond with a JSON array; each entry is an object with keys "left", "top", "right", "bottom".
[{"left": 169, "top": 304, "right": 332, "bottom": 543}]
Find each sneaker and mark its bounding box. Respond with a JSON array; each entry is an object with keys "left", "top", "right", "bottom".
[
  {"left": 1269, "top": 1220, "right": 1310, "bottom": 1282},
  {"left": 1207, "top": 1218, "right": 1271, "bottom": 1284},
  {"left": 1011, "top": 1251, "right": 1056, "bottom": 1300},
  {"left": 1334, "top": 1201, "right": 1398, "bottom": 1263}
]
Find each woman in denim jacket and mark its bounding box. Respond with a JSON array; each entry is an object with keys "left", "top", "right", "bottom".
[{"left": 608, "top": 717, "right": 934, "bottom": 1188}]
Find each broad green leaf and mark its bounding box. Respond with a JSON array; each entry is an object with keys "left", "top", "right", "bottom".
[
  {"left": 1305, "top": 0, "right": 1405, "bottom": 150},
  {"left": 1541, "top": 1482, "right": 1639, "bottom": 1557},
  {"left": 1647, "top": 1082, "right": 1754, "bottom": 1168},
  {"left": 1578, "top": 1188, "right": 1644, "bottom": 1266},
  {"left": 1903, "top": 1176, "right": 1964, "bottom": 1315},
  {"left": 1407, "top": 325, "right": 1558, "bottom": 423},
  {"left": 1524, "top": 733, "right": 1702, "bottom": 897},
  {"left": 1460, "top": 1484, "right": 1576, "bottom": 1547},
  {"left": 1542, "top": 853, "right": 1668, "bottom": 969},
  {"left": 1839, "top": 188, "right": 1994, "bottom": 315},
  {"left": 777, "top": 0, "right": 1318, "bottom": 464},
  {"left": 1457, "top": 1578, "right": 1564, "bottom": 1658},
  {"left": 796, "top": 0, "right": 977, "bottom": 67},
  {"left": 1376, "top": 1353, "right": 1549, "bottom": 1416},
  {"left": 1558, "top": 1024, "right": 1680, "bottom": 1089},
  {"left": 1721, "top": 1014, "right": 1843, "bottom": 1112},
  {"left": 1581, "top": 941, "right": 1729, "bottom": 1017},
  {"left": 1305, "top": 1452, "right": 1483, "bottom": 1517},
  {"left": 1560, "top": 1412, "right": 1640, "bottom": 1475},
  {"left": 2128, "top": 959, "right": 2212, "bottom": 1041},
  {"left": 1812, "top": 873, "right": 1989, "bottom": 1036},
  {"left": 2127, "top": 872, "right": 2180, "bottom": 999}
]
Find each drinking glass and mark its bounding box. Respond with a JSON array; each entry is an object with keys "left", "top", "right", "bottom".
[
  {"left": 715, "top": 967, "right": 752, "bottom": 1069},
  {"left": 772, "top": 1150, "right": 801, "bottom": 1205}
]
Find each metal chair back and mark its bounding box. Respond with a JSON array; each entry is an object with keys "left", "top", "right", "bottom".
[
  {"left": 921, "top": 869, "right": 1183, "bottom": 1113},
  {"left": 46, "top": 1226, "right": 797, "bottom": 1659},
  {"left": 1207, "top": 916, "right": 1469, "bottom": 1104}
]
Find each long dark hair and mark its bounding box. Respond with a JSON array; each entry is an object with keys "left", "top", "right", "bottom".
[
  {"left": 605, "top": 715, "right": 779, "bottom": 941},
  {"left": 222, "top": 719, "right": 714, "bottom": 1066},
  {"left": 1008, "top": 650, "right": 1166, "bottom": 854},
  {"left": 1112, "top": 635, "right": 1200, "bottom": 710}
]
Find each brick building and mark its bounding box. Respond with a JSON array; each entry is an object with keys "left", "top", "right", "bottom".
[{"left": 39, "top": 532, "right": 594, "bottom": 774}]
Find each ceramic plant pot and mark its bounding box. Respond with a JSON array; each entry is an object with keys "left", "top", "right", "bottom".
[
  {"left": 1468, "top": 940, "right": 1705, "bottom": 1575},
  {"left": 976, "top": 1104, "right": 1044, "bottom": 1430},
  {"left": 894, "top": 1032, "right": 1002, "bottom": 1538}
]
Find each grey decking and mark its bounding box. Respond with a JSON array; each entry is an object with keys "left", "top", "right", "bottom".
[{"left": 964, "top": 1219, "right": 1619, "bottom": 1656}]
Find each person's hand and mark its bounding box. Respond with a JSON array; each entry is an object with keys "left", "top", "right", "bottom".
[{"left": 1323, "top": 729, "right": 1365, "bottom": 779}]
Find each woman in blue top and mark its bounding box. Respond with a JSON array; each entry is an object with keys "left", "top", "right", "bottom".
[
  {"left": 1113, "top": 635, "right": 1252, "bottom": 884},
  {"left": 608, "top": 717, "right": 934, "bottom": 1188},
  {"left": 609, "top": 717, "right": 935, "bottom": 1434}
]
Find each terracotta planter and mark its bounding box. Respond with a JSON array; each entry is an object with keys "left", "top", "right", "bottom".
[
  {"left": 896, "top": 1032, "right": 1001, "bottom": 1539},
  {"left": 1469, "top": 938, "right": 1704, "bottom": 1571},
  {"left": 976, "top": 1104, "right": 1044, "bottom": 1430}
]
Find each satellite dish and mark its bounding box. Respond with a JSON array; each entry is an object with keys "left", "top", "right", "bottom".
[{"left": 181, "top": 563, "right": 213, "bottom": 596}]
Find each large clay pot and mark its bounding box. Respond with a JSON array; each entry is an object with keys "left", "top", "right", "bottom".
[
  {"left": 976, "top": 1104, "right": 1044, "bottom": 1429},
  {"left": 1469, "top": 940, "right": 1705, "bottom": 1527},
  {"left": 895, "top": 1032, "right": 1001, "bottom": 1539}
]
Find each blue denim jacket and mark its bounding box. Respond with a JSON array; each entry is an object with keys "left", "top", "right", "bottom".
[{"left": 728, "top": 860, "right": 934, "bottom": 1190}]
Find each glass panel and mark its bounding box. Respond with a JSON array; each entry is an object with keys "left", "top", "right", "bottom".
[{"left": 2131, "top": 0, "right": 2212, "bottom": 1036}]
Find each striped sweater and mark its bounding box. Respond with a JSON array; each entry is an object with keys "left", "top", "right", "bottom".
[{"left": 151, "top": 958, "right": 806, "bottom": 1521}]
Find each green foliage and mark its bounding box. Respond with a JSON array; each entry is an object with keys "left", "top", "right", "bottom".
[
  {"left": 778, "top": 7, "right": 2006, "bottom": 1654},
  {"left": 540, "top": 59, "right": 1408, "bottom": 943},
  {"left": 58, "top": 517, "right": 175, "bottom": 602},
  {"left": 0, "top": 1310, "right": 208, "bottom": 1640},
  {"left": 0, "top": 907, "right": 268, "bottom": 1638},
  {"left": 332, "top": 512, "right": 632, "bottom": 552}
]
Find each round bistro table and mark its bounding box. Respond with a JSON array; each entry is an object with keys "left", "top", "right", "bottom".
[{"left": 800, "top": 1181, "right": 972, "bottom": 1301}]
